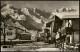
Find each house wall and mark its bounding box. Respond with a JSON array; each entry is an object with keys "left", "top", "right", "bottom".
[
  {"left": 74, "top": 31, "right": 79, "bottom": 43},
  {"left": 29, "top": 30, "right": 38, "bottom": 41},
  {"left": 1, "top": 28, "right": 16, "bottom": 41},
  {"left": 66, "top": 31, "right": 79, "bottom": 43},
  {"left": 5, "top": 28, "right": 16, "bottom": 40},
  {"left": 72, "top": 19, "right": 79, "bottom": 30},
  {"left": 70, "top": 19, "right": 79, "bottom": 43},
  {"left": 63, "top": 19, "right": 79, "bottom": 43}
]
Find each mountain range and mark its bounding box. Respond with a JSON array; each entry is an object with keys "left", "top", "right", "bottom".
[
  {"left": 1, "top": 3, "right": 52, "bottom": 31},
  {"left": 1, "top": 3, "right": 77, "bottom": 31}
]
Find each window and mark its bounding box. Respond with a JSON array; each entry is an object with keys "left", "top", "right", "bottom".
[
  {"left": 65, "top": 20, "right": 72, "bottom": 27},
  {"left": 6, "top": 32, "right": 12, "bottom": 36}
]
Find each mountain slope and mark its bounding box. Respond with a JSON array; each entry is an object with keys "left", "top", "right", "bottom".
[{"left": 1, "top": 3, "right": 51, "bottom": 31}]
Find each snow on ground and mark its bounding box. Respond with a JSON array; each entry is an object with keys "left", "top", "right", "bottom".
[
  {"left": 35, "top": 48, "right": 60, "bottom": 51},
  {"left": 1, "top": 46, "right": 60, "bottom": 51}
]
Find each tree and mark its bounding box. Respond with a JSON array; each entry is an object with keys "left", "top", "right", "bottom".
[{"left": 1, "top": 14, "right": 11, "bottom": 45}]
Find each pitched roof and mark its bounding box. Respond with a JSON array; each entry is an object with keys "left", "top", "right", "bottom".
[
  {"left": 62, "top": 15, "right": 79, "bottom": 19},
  {"left": 52, "top": 11, "right": 79, "bottom": 19}
]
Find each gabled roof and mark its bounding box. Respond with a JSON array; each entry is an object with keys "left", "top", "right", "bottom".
[{"left": 52, "top": 11, "right": 79, "bottom": 19}]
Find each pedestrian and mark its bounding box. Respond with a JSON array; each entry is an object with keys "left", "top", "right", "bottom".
[
  {"left": 49, "top": 36, "right": 51, "bottom": 44},
  {"left": 37, "top": 33, "right": 41, "bottom": 42},
  {"left": 54, "top": 37, "right": 56, "bottom": 47}
]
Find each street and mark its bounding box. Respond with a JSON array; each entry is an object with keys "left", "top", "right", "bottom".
[{"left": 1, "top": 42, "right": 60, "bottom": 51}]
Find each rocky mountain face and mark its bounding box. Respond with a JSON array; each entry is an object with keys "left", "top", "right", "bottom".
[
  {"left": 1, "top": 3, "right": 77, "bottom": 31},
  {"left": 53, "top": 7, "right": 76, "bottom": 13},
  {"left": 1, "top": 3, "right": 51, "bottom": 31}
]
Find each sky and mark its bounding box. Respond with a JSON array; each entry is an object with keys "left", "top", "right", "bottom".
[{"left": 1, "top": 1, "right": 79, "bottom": 12}]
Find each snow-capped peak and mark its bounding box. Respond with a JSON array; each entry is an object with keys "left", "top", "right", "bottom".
[
  {"left": 54, "top": 7, "right": 76, "bottom": 13},
  {"left": 21, "top": 8, "right": 30, "bottom": 15},
  {"left": 33, "top": 8, "right": 37, "bottom": 13}
]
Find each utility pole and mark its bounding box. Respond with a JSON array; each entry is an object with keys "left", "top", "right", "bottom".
[{"left": 3, "top": 17, "right": 6, "bottom": 45}]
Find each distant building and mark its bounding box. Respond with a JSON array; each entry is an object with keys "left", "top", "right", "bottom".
[
  {"left": 28, "top": 30, "right": 38, "bottom": 41},
  {"left": 44, "top": 15, "right": 63, "bottom": 43},
  {"left": 1, "top": 25, "right": 30, "bottom": 41}
]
